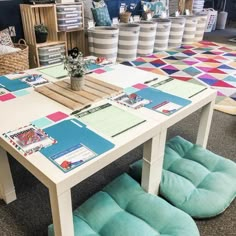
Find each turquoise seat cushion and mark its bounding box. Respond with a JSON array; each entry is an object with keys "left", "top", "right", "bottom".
[
  {"left": 48, "top": 173, "right": 200, "bottom": 236},
  {"left": 130, "top": 136, "right": 236, "bottom": 218}
]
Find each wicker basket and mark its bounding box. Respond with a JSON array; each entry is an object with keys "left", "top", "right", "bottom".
[
  {"left": 120, "top": 12, "right": 132, "bottom": 23},
  {"left": 0, "top": 39, "right": 29, "bottom": 75}
]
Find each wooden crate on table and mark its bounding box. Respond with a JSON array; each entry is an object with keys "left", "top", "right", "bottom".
[{"left": 35, "top": 76, "right": 122, "bottom": 110}]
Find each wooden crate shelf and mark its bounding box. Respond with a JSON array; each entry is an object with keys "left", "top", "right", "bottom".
[
  {"left": 20, "top": 4, "right": 58, "bottom": 45},
  {"left": 58, "top": 30, "right": 85, "bottom": 53},
  {"left": 35, "top": 40, "right": 65, "bottom": 48},
  {"left": 20, "top": 2, "right": 85, "bottom": 68}
]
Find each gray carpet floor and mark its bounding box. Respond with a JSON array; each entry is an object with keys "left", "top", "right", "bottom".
[
  {"left": 0, "top": 31, "right": 235, "bottom": 236},
  {"left": 204, "top": 28, "right": 236, "bottom": 46}
]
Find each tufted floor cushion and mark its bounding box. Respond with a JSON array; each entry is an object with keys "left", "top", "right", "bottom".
[
  {"left": 48, "top": 173, "right": 200, "bottom": 236},
  {"left": 130, "top": 136, "right": 236, "bottom": 219}
]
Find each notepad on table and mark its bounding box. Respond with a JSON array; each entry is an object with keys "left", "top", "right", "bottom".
[
  {"left": 21, "top": 74, "right": 48, "bottom": 87},
  {"left": 152, "top": 78, "right": 207, "bottom": 99},
  {"left": 75, "top": 103, "right": 146, "bottom": 137},
  {"left": 110, "top": 93, "right": 151, "bottom": 109},
  {"left": 38, "top": 64, "right": 68, "bottom": 79}
]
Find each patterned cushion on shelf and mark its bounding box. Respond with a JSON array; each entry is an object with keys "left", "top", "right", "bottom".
[
  {"left": 0, "top": 28, "right": 14, "bottom": 47},
  {"left": 91, "top": 6, "right": 112, "bottom": 26},
  {"left": 48, "top": 173, "right": 200, "bottom": 236},
  {"left": 129, "top": 136, "right": 236, "bottom": 218}
]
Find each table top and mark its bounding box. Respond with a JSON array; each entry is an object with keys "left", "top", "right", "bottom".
[{"left": 0, "top": 63, "right": 216, "bottom": 194}]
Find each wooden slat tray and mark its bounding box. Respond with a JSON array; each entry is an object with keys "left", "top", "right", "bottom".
[{"left": 35, "top": 76, "right": 122, "bottom": 110}]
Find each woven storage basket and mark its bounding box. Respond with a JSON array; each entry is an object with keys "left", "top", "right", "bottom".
[
  {"left": 120, "top": 12, "right": 131, "bottom": 23},
  {"left": 0, "top": 39, "right": 29, "bottom": 75}
]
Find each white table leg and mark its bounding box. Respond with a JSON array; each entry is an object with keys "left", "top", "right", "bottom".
[
  {"left": 196, "top": 100, "right": 215, "bottom": 148},
  {"left": 0, "top": 147, "right": 16, "bottom": 204},
  {"left": 141, "top": 129, "right": 167, "bottom": 195},
  {"left": 49, "top": 186, "right": 74, "bottom": 236}
]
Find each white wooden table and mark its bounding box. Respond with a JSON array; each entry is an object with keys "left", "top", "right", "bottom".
[{"left": 0, "top": 64, "right": 216, "bottom": 236}]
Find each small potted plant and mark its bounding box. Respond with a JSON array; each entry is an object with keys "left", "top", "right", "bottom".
[
  {"left": 64, "top": 50, "right": 90, "bottom": 91},
  {"left": 34, "top": 24, "right": 48, "bottom": 43}
]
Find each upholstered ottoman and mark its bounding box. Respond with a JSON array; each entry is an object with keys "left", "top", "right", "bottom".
[
  {"left": 48, "top": 173, "right": 200, "bottom": 236},
  {"left": 130, "top": 136, "right": 236, "bottom": 218}
]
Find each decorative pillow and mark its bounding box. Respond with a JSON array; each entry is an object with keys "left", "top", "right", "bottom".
[
  {"left": 91, "top": 6, "right": 112, "bottom": 26},
  {"left": 0, "top": 44, "right": 20, "bottom": 55},
  {"left": 0, "top": 28, "right": 14, "bottom": 47},
  {"left": 142, "top": 0, "right": 167, "bottom": 17},
  {"left": 80, "top": 0, "right": 94, "bottom": 28},
  {"left": 93, "top": 0, "right": 106, "bottom": 8}
]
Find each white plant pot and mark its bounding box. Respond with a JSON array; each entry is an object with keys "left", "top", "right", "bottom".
[{"left": 71, "top": 76, "right": 85, "bottom": 91}]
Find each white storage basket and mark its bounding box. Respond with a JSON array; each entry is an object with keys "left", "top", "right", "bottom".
[
  {"left": 137, "top": 21, "right": 157, "bottom": 56},
  {"left": 153, "top": 18, "right": 171, "bottom": 51},
  {"left": 202, "top": 8, "right": 218, "bottom": 32},
  {"left": 88, "top": 26, "right": 119, "bottom": 63},
  {"left": 117, "top": 23, "right": 140, "bottom": 62}
]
